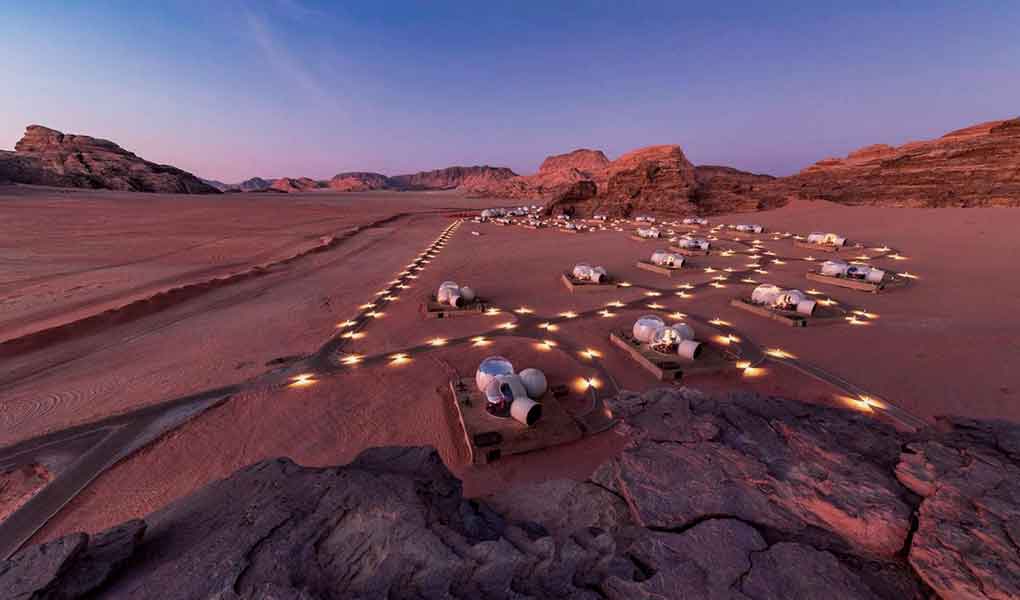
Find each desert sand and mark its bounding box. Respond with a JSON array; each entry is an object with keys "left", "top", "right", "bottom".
[{"left": 2, "top": 186, "right": 1019, "bottom": 547}]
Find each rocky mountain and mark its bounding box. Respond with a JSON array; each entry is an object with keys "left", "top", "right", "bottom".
[
  {"left": 487, "top": 145, "right": 787, "bottom": 217},
  {"left": 327, "top": 171, "right": 390, "bottom": 192},
  {"left": 387, "top": 165, "right": 518, "bottom": 190},
  {"left": 538, "top": 148, "right": 610, "bottom": 176},
  {"left": 237, "top": 177, "right": 271, "bottom": 192},
  {"left": 6, "top": 388, "right": 1018, "bottom": 599},
  {"left": 788, "top": 117, "right": 1020, "bottom": 207},
  {"left": 199, "top": 178, "right": 231, "bottom": 192},
  {"left": 2, "top": 125, "right": 219, "bottom": 194},
  {"left": 269, "top": 176, "right": 324, "bottom": 193}
]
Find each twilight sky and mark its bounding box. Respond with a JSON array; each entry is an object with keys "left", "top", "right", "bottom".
[{"left": 2, "top": 1, "right": 1018, "bottom": 182}]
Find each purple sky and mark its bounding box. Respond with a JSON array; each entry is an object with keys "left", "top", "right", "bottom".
[{"left": 2, "top": 1, "right": 1018, "bottom": 181}]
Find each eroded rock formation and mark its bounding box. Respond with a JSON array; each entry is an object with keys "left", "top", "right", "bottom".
[
  {"left": 327, "top": 171, "right": 390, "bottom": 191},
  {"left": 6, "top": 388, "right": 1018, "bottom": 598},
  {"left": 387, "top": 165, "right": 518, "bottom": 190},
  {"left": 1, "top": 125, "right": 219, "bottom": 194},
  {"left": 789, "top": 118, "right": 1020, "bottom": 207}
]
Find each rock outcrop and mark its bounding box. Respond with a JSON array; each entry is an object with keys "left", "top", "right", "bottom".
[
  {"left": 388, "top": 165, "right": 518, "bottom": 190},
  {"left": 237, "top": 177, "right": 271, "bottom": 192},
  {"left": 327, "top": 171, "right": 390, "bottom": 191},
  {"left": 3, "top": 125, "right": 220, "bottom": 194},
  {"left": 7, "top": 388, "right": 1020, "bottom": 598},
  {"left": 471, "top": 145, "right": 786, "bottom": 217},
  {"left": 269, "top": 176, "right": 323, "bottom": 193},
  {"left": 538, "top": 148, "right": 610, "bottom": 176},
  {"left": 789, "top": 117, "right": 1020, "bottom": 207}
]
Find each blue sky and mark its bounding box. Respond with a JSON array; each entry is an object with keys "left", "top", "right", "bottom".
[{"left": 1, "top": 1, "right": 1017, "bottom": 181}]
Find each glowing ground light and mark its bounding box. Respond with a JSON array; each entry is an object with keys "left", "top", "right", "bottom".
[
  {"left": 618, "top": 281, "right": 633, "bottom": 287},
  {"left": 755, "top": 269, "right": 769, "bottom": 275},
  {"left": 645, "top": 291, "right": 662, "bottom": 297},
  {"left": 741, "top": 278, "right": 758, "bottom": 284},
  {"left": 360, "top": 303, "right": 376, "bottom": 309},
  {"left": 289, "top": 373, "right": 316, "bottom": 388},
  {"left": 724, "top": 267, "right": 736, "bottom": 273},
  {"left": 647, "top": 302, "right": 665, "bottom": 309},
  {"left": 846, "top": 316, "right": 868, "bottom": 325},
  {"left": 889, "top": 254, "right": 909, "bottom": 261},
  {"left": 668, "top": 312, "right": 687, "bottom": 320},
  {"left": 471, "top": 336, "right": 491, "bottom": 346},
  {"left": 735, "top": 361, "right": 751, "bottom": 369},
  {"left": 580, "top": 348, "right": 602, "bottom": 360},
  {"left": 742, "top": 366, "right": 766, "bottom": 377},
  {"left": 341, "top": 354, "right": 362, "bottom": 365},
  {"left": 899, "top": 272, "right": 919, "bottom": 280},
  {"left": 806, "top": 289, "right": 823, "bottom": 295},
  {"left": 599, "top": 310, "right": 615, "bottom": 318},
  {"left": 366, "top": 311, "right": 384, "bottom": 318},
  {"left": 873, "top": 246, "right": 892, "bottom": 253},
  {"left": 576, "top": 377, "right": 601, "bottom": 392},
  {"left": 853, "top": 310, "right": 879, "bottom": 319},
  {"left": 765, "top": 348, "right": 796, "bottom": 359},
  {"left": 559, "top": 311, "right": 578, "bottom": 319},
  {"left": 704, "top": 267, "right": 717, "bottom": 273},
  {"left": 606, "top": 300, "right": 625, "bottom": 308},
  {"left": 817, "top": 298, "right": 838, "bottom": 307},
  {"left": 709, "top": 318, "right": 731, "bottom": 327},
  {"left": 710, "top": 282, "right": 727, "bottom": 289},
  {"left": 804, "top": 256, "right": 816, "bottom": 262},
  {"left": 676, "top": 291, "right": 693, "bottom": 299},
  {"left": 428, "top": 337, "right": 447, "bottom": 347},
  {"left": 397, "top": 284, "right": 410, "bottom": 289},
  {"left": 336, "top": 320, "right": 357, "bottom": 328},
  {"left": 342, "top": 331, "right": 365, "bottom": 340},
  {"left": 772, "top": 259, "right": 786, "bottom": 265},
  {"left": 484, "top": 308, "right": 502, "bottom": 316},
  {"left": 713, "top": 275, "right": 728, "bottom": 281},
  {"left": 498, "top": 322, "right": 517, "bottom": 330},
  {"left": 514, "top": 307, "right": 534, "bottom": 314},
  {"left": 389, "top": 352, "right": 411, "bottom": 364},
  {"left": 539, "top": 322, "right": 559, "bottom": 331}
]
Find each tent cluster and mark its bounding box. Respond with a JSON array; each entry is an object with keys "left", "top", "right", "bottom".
[
  {"left": 572, "top": 263, "right": 609, "bottom": 283},
  {"left": 632, "top": 315, "right": 702, "bottom": 360},
  {"left": 475, "top": 356, "right": 546, "bottom": 426},
  {"left": 682, "top": 216, "right": 708, "bottom": 226},
  {"left": 807, "top": 232, "right": 847, "bottom": 247},
  {"left": 674, "top": 236, "right": 711, "bottom": 251},
  {"left": 650, "top": 250, "right": 684, "bottom": 268},
  {"left": 751, "top": 284, "right": 817, "bottom": 315},
  {"left": 636, "top": 227, "right": 661, "bottom": 239},
  {"left": 437, "top": 281, "right": 477, "bottom": 308},
  {"left": 733, "top": 224, "right": 764, "bottom": 234},
  {"left": 821, "top": 260, "right": 886, "bottom": 283}
]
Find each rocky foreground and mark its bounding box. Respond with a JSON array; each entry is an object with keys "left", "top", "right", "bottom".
[
  {"left": 0, "top": 125, "right": 219, "bottom": 194},
  {"left": 4, "top": 388, "right": 1018, "bottom": 599}
]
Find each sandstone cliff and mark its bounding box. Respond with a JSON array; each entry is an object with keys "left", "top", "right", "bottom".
[
  {"left": 269, "top": 176, "right": 323, "bottom": 193},
  {"left": 327, "top": 171, "right": 390, "bottom": 191},
  {"left": 6, "top": 388, "right": 1018, "bottom": 599},
  {"left": 789, "top": 117, "right": 1020, "bottom": 207},
  {"left": 387, "top": 165, "right": 518, "bottom": 190},
  {"left": 538, "top": 148, "right": 610, "bottom": 176},
  {"left": 2, "top": 125, "right": 219, "bottom": 194}
]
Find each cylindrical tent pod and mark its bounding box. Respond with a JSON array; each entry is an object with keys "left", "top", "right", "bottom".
[
  {"left": 518, "top": 368, "right": 548, "bottom": 399},
  {"left": 807, "top": 232, "right": 826, "bottom": 244},
  {"left": 484, "top": 374, "right": 524, "bottom": 418},
  {"left": 847, "top": 266, "right": 886, "bottom": 283},
  {"left": 459, "top": 286, "right": 476, "bottom": 303},
  {"left": 437, "top": 281, "right": 465, "bottom": 307},
  {"left": 633, "top": 315, "right": 666, "bottom": 343},
  {"left": 677, "top": 339, "right": 702, "bottom": 360},
  {"left": 752, "top": 284, "right": 783, "bottom": 305},
  {"left": 510, "top": 396, "right": 542, "bottom": 426},
  {"left": 476, "top": 356, "right": 515, "bottom": 393},
  {"left": 573, "top": 263, "right": 607, "bottom": 283}
]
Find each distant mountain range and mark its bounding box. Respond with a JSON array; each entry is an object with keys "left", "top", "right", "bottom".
[
  {"left": 201, "top": 166, "right": 518, "bottom": 194},
  {"left": 4, "top": 117, "right": 1019, "bottom": 212}
]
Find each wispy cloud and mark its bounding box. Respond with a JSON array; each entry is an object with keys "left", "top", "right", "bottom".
[
  {"left": 274, "top": 0, "right": 324, "bottom": 20},
  {"left": 243, "top": 9, "right": 327, "bottom": 100}
]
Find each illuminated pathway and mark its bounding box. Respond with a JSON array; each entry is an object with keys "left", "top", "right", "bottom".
[{"left": 0, "top": 215, "right": 925, "bottom": 558}]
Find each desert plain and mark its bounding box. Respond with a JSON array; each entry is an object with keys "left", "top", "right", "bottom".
[{"left": 2, "top": 182, "right": 1019, "bottom": 551}]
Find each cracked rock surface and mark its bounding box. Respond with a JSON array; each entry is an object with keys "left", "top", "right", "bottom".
[{"left": 3, "top": 388, "right": 1019, "bottom": 598}]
